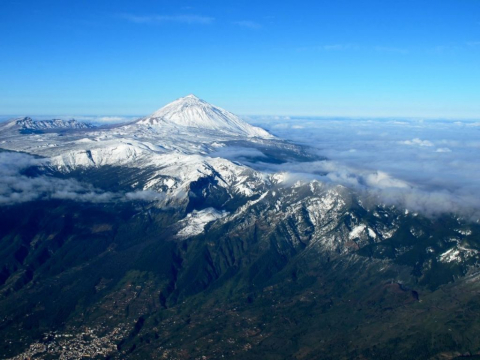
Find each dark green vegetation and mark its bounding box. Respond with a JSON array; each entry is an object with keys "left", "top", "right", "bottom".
[{"left": 1, "top": 168, "right": 480, "bottom": 359}]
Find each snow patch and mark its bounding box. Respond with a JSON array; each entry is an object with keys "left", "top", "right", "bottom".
[
  {"left": 176, "top": 208, "right": 228, "bottom": 239},
  {"left": 438, "top": 246, "right": 478, "bottom": 263},
  {"left": 349, "top": 225, "right": 366, "bottom": 239},
  {"left": 367, "top": 227, "right": 377, "bottom": 239}
]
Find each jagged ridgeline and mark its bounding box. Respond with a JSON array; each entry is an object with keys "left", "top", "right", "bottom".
[{"left": 0, "top": 96, "right": 479, "bottom": 359}]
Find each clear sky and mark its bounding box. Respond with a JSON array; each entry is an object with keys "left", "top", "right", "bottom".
[{"left": 1, "top": 0, "right": 479, "bottom": 118}]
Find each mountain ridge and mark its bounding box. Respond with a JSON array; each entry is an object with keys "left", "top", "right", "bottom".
[{"left": 0, "top": 117, "right": 95, "bottom": 132}]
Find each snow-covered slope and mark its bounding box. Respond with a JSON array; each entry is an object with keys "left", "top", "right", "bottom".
[
  {"left": 0, "top": 95, "right": 286, "bottom": 212},
  {"left": 137, "top": 95, "right": 272, "bottom": 138},
  {"left": 4, "top": 117, "right": 94, "bottom": 131},
  {"left": 0, "top": 95, "right": 301, "bottom": 212}
]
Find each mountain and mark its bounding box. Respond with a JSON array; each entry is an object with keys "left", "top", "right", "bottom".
[
  {"left": 0, "top": 117, "right": 95, "bottom": 132},
  {"left": 0, "top": 96, "right": 304, "bottom": 200},
  {"left": 0, "top": 96, "right": 479, "bottom": 360},
  {"left": 136, "top": 94, "right": 273, "bottom": 138}
]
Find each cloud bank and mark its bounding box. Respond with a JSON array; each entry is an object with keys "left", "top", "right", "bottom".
[
  {"left": 245, "top": 117, "right": 480, "bottom": 219},
  {"left": 0, "top": 152, "right": 164, "bottom": 205}
]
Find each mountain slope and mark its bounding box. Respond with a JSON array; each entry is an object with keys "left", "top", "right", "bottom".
[
  {"left": 1, "top": 95, "right": 480, "bottom": 360},
  {"left": 136, "top": 95, "right": 273, "bottom": 138},
  {"left": 1, "top": 174, "right": 479, "bottom": 360}
]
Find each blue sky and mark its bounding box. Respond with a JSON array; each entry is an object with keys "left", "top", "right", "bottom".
[{"left": 1, "top": 0, "right": 479, "bottom": 118}]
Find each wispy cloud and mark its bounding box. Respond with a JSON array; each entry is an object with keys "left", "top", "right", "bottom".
[
  {"left": 296, "top": 44, "right": 359, "bottom": 52},
  {"left": 297, "top": 44, "right": 410, "bottom": 53},
  {"left": 375, "top": 46, "right": 409, "bottom": 54},
  {"left": 431, "top": 41, "right": 480, "bottom": 53},
  {"left": 324, "top": 44, "right": 358, "bottom": 51},
  {"left": 118, "top": 14, "right": 214, "bottom": 25},
  {"left": 300, "top": 41, "right": 479, "bottom": 55},
  {"left": 466, "top": 41, "right": 480, "bottom": 47},
  {"left": 233, "top": 20, "right": 261, "bottom": 29}
]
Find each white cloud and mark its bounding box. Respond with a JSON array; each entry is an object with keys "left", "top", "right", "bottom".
[
  {"left": 364, "top": 171, "right": 409, "bottom": 189},
  {"left": 436, "top": 147, "right": 452, "bottom": 153},
  {"left": 245, "top": 116, "right": 480, "bottom": 219},
  {"left": 0, "top": 152, "right": 165, "bottom": 205},
  {"left": 400, "top": 138, "right": 434, "bottom": 147},
  {"left": 97, "top": 116, "right": 130, "bottom": 123},
  {"left": 119, "top": 14, "right": 214, "bottom": 25}
]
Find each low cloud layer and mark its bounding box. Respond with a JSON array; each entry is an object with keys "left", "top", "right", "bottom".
[
  {"left": 0, "top": 152, "right": 164, "bottom": 205},
  {"left": 246, "top": 117, "right": 480, "bottom": 219}
]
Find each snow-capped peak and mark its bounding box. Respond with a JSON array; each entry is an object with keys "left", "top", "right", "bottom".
[
  {"left": 136, "top": 95, "right": 273, "bottom": 138},
  {"left": 149, "top": 95, "right": 210, "bottom": 119},
  {"left": 183, "top": 94, "right": 200, "bottom": 100}
]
